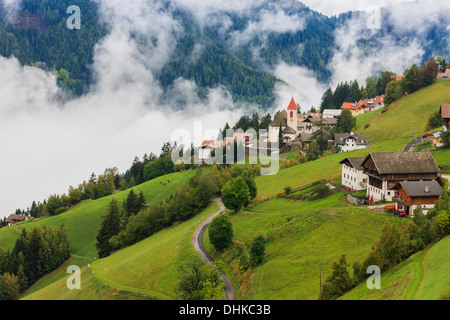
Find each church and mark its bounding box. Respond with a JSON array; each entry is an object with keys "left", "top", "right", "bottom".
[{"left": 268, "top": 97, "right": 299, "bottom": 143}]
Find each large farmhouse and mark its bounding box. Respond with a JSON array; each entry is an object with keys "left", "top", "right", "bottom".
[
  {"left": 339, "top": 157, "right": 368, "bottom": 191},
  {"left": 361, "top": 151, "right": 441, "bottom": 202}
]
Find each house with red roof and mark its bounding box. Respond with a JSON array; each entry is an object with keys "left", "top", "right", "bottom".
[
  {"left": 341, "top": 102, "right": 365, "bottom": 116},
  {"left": 359, "top": 95, "right": 384, "bottom": 113}
]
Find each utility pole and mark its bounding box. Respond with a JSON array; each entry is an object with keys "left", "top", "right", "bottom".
[{"left": 319, "top": 264, "right": 322, "bottom": 296}]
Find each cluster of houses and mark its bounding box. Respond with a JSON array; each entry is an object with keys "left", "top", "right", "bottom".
[
  {"left": 266, "top": 97, "right": 374, "bottom": 153},
  {"left": 199, "top": 132, "right": 254, "bottom": 161},
  {"left": 340, "top": 95, "right": 384, "bottom": 117},
  {"left": 199, "top": 96, "right": 376, "bottom": 161},
  {"left": 339, "top": 103, "right": 450, "bottom": 217},
  {"left": 340, "top": 151, "right": 444, "bottom": 217}
]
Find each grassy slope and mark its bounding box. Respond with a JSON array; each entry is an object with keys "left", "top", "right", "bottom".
[
  {"left": 203, "top": 194, "right": 399, "bottom": 300},
  {"left": 432, "top": 148, "right": 450, "bottom": 174},
  {"left": 23, "top": 202, "right": 220, "bottom": 300},
  {"left": 17, "top": 81, "right": 450, "bottom": 300},
  {"left": 341, "top": 236, "right": 450, "bottom": 300},
  {"left": 356, "top": 80, "right": 450, "bottom": 143},
  {"left": 203, "top": 80, "right": 450, "bottom": 300},
  {"left": 0, "top": 170, "right": 197, "bottom": 258}
]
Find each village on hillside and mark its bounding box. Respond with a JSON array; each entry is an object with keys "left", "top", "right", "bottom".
[
  {"left": 198, "top": 95, "right": 381, "bottom": 162},
  {"left": 195, "top": 97, "right": 450, "bottom": 222}
]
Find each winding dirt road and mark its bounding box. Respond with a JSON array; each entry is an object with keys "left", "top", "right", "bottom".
[{"left": 192, "top": 198, "right": 237, "bottom": 300}]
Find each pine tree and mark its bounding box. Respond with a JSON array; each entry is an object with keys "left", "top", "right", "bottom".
[{"left": 96, "top": 199, "right": 121, "bottom": 258}]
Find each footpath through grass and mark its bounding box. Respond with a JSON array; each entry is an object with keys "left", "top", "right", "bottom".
[{"left": 24, "top": 202, "right": 220, "bottom": 300}]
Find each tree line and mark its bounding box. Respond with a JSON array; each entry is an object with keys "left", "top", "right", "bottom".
[
  {"left": 0, "top": 225, "right": 70, "bottom": 300},
  {"left": 96, "top": 164, "right": 260, "bottom": 259},
  {"left": 12, "top": 141, "right": 192, "bottom": 220},
  {"left": 384, "top": 57, "right": 442, "bottom": 105}
]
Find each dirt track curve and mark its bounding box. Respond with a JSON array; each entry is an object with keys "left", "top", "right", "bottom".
[{"left": 192, "top": 198, "right": 237, "bottom": 300}]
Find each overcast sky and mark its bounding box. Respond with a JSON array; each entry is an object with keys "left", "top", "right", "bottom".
[{"left": 0, "top": 0, "right": 448, "bottom": 219}]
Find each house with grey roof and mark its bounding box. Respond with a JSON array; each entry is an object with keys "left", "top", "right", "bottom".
[
  {"left": 393, "top": 180, "right": 444, "bottom": 216},
  {"left": 361, "top": 151, "right": 441, "bottom": 202},
  {"left": 334, "top": 133, "right": 371, "bottom": 152}
]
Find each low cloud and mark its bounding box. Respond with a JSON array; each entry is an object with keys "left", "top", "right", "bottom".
[
  {"left": 0, "top": 0, "right": 242, "bottom": 218},
  {"left": 272, "top": 61, "right": 327, "bottom": 112}
]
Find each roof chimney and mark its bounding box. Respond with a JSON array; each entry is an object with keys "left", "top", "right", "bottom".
[{"left": 425, "top": 186, "right": 430, "bottom": 193}]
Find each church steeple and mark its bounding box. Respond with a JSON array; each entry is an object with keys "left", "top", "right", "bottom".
[
  {"left": 287, "top": 97, "right": 297, "bottom": 110},
  {"left": 287, "top": 97, "right": 297, "bottom": 133}
]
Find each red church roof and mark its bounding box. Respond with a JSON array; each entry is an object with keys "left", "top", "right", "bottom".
[{"left": 287, "top": 97, "right": 297, "bottom": 110}]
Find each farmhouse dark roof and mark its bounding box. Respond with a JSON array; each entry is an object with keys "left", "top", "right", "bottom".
[
  {"left": 398, "top": 180, "right": 443, "bottom": 197},
  {"left": 441, "top": 104, "right": 450, "bottom": 118},
  {"left": 362, "top": 152, "right": 441, "bottom": 174},
  {"left": 270, "top": 110, "right": 287, "bottom": 128},
  {"left": 339, "top": 157, "right": 366, "bottom": 170},
  {"left": 334, "top": 133, "right": 369, "bottom": 146},
  {"left": 300, "top": 132, "right": 313, "bottom": 142},
  {"left": 5, "top": 214, "right": 26, "bottom": 223}
]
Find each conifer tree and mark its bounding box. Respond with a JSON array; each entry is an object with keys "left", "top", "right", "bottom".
[{"left": 96, "top": 199, "right": 121, "bottom": 258}]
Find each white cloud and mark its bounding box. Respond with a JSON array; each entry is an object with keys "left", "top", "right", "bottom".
[
  {"left": 272, "top": 61, "right": 327, "bottom": 112},
  {"left": 298, "top": 0, "right": 416, "bottom": 17},
  {"left": 327, "top": 2, "right": 427, "bottom": 87},
  {"left": 1, "top": 0, "right": 22, "bottom": 21},
  {"left": 0, "top": 0, "right": 242, "bottom": 218},
  {"left": 229, "top": 7, "right": 306, "bottom": 48}
]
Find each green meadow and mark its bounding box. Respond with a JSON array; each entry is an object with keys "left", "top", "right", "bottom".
[
  {"left": 203, "top": 194, "right": 399, "bottom": 299},
  {"left": 23, "top": 202, "right": 220, "bottom": 300},
  {"left": 0, "top": 170, "right": 197, "bottom": 258},
  {"left": 341, "top": 236, "right": 450, "bottom": 300},
  {"left": 7, "top": 80, "right": 450, "bottom": 300},
  {"left": 356, "top": 80, "right": 450, "bottom": 143}
]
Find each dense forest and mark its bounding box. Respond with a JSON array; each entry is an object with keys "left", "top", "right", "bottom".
[
  {"left": 0, "top": 0, "right": 107, "bottom": 96},
  {"left": 0, "top": 225, "right": 71, "bottom": 299},
  {"left": 1, "top": 1, "right": 449, "bottom": 108}
]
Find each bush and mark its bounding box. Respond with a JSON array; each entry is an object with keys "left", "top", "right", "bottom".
[
  {"left": 250, "top": 235, "right": 266, "bottom": 267},
  {"left": 221, "top": 176, "right": 250, "bottom": 213},
  {"left": 176, "top": 258, "right": 225, "bottom": 300},
  {"left": 238, "top": 249, "right": 250, "bottom": 272},
  {"left": 426, "top": 111, "right": 443, "bottom": 131},
  {"left": 208, "top": 215, "right": 233, "bottom": 251},
  {"left": 442, "top": 131, "right": 450, "bottom": 148},
  {"left": 284, "top": 186, "right": 293, "bottom": 195}
]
